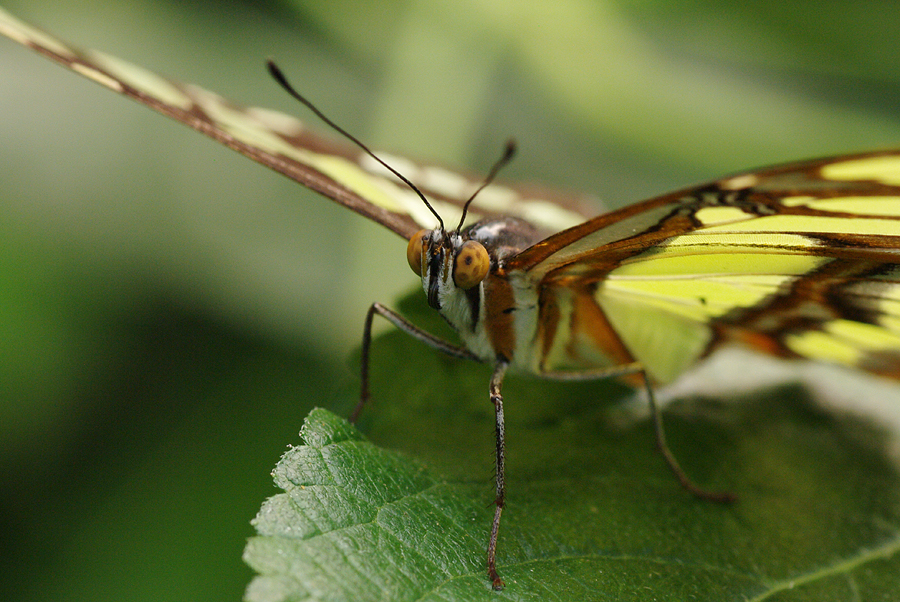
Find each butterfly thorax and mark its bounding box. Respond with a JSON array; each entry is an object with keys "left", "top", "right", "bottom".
[{"left": 411, "top": 217, "right": 543, "bottom": 367}]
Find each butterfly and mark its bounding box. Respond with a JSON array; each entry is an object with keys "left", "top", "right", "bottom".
[{"left": 4, "top": 7, "right": 900, "bottom": 590}]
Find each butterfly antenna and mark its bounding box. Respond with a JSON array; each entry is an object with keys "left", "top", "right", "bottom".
[
  {"left": 267, "top": 60, "right": 444, "bottom": 230},
  {"left": 455, "top": 140, "right": 516, "bottom": 233}
]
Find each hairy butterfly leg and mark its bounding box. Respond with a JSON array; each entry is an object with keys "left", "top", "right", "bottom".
[
  {"left": 487, "top": 361, "right": 509, "bottom": 590},
  {"left": 643, "top": 372, "right": 736, "bottom": 503},
  {"left": 351, "top": 301, "right": 479, "bottom": 423},
  {"left": 353, "top": 302, "right": 516, "bottom": 589},
  {"left": 539, "top": 365, "right": 736, "bottom": 503}
]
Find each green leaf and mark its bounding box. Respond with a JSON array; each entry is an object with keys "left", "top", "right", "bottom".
[{"left": 245, "top": 297, "right": 900, "bottom": 601}]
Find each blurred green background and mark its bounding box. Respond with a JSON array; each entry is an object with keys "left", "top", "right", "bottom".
[{"left": 2, "top": 1, "right": 900, "bottom": 600}]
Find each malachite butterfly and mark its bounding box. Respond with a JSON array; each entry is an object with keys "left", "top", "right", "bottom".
[{"left": 4, "top": 7, "right": 900, "bottom": 590}]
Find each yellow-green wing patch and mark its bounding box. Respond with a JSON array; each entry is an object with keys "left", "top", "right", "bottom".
[{"left": 517, "top": 150, "right": 900, "bottom": 382}]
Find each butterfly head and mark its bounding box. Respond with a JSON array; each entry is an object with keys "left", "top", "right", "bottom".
[
  {"left": 407, "top": 228, "right": 490, "bottom": 310},
  {"left": 265, "top": 63, "right": 513, "bottom": 312},
  {"left": 403, "top": 143, "right": 517, "bottom": 311}
]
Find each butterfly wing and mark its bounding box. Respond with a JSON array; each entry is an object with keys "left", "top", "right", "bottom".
[
  {"left": 508, "top": 150, "right": 900, "bottom": 382},
  {"left": 0, "top": 8, "right": 592, "bottom": 240},
  {"left": 8, "top": 9, "right": 900, "bottom": 384}
]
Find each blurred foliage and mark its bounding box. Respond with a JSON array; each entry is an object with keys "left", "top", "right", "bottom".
[{"left": 1, "top": 1, "right": 900, "bottom": 600}]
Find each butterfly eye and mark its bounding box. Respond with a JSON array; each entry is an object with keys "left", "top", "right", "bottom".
[
  {"left": 453, "top": 240, "right": 490, "bottom": 289},
  {"left": 407, "top": 229, "right": 428, "bottom": 276}
]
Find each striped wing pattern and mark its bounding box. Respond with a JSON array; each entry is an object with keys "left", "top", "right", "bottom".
[
  {"left": 0, "top": 8, "right": 588, "bottom": 240},
  {"left": 5, "top": 8, "right": 900, "bottom": 386},
  {"left": 508, "top": 151, "right": 900, "bottom": 382}
]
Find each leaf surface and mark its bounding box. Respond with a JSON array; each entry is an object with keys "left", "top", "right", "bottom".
[{"left": 245, "top": 296, "right": 900, "bottom": 601}]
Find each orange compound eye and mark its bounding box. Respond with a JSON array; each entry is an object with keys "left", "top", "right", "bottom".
[
  {"left": 406, "top": 229, "right": 428, "bottom": 276},
  {"left": 453, "top": 240, "right": 490, "bottom": 289}
]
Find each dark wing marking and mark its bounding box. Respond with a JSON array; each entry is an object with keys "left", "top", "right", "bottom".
[{"left": 507, "top": 150, "right": 900, "bottom": 381}]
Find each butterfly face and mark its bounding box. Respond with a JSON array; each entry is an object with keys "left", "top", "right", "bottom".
[
  {"left": 406, "top": 228, "right": 486, "bottom": 309},
  {"left": 406, "top": 226, "right": 492, "bottom": 356},
  {"left": 405, "top": 217, "right": 545, "bottom": 367}
]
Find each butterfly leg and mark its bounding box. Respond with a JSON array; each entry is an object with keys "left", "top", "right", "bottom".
[
  {"left": 539, "top": 364, "right": 735, "bottom": 503},
  {"left": 352, "top": 302, "right": 480, "bottom": 422},
  {"left": 642, "top": 372, "right": 736, "bottom": 503},
  {"left": 354, "top": 302, "right": 511, "bottom": 589},
  {"left": 487, "top": 360, "right": 509, "bottom": 591}
]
